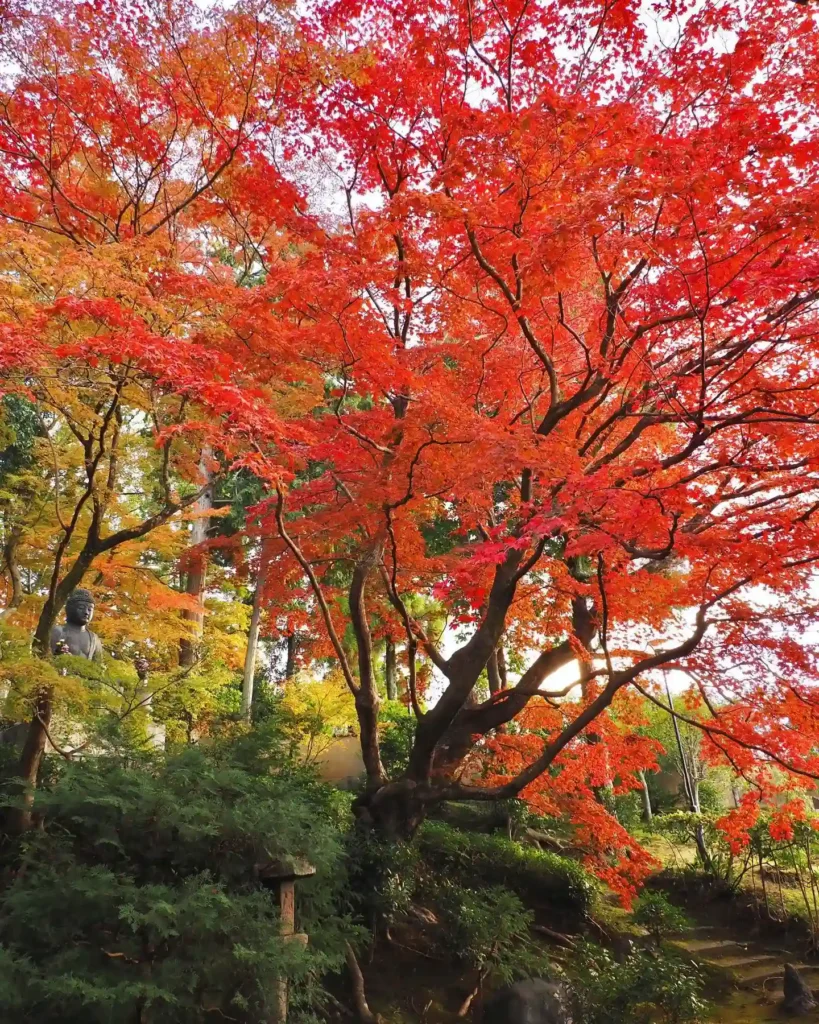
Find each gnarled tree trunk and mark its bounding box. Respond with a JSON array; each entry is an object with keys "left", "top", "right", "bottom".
[
  {"left": 639, "top": 770, "right": 653, "bottom": 824},
  {"left": 9, "top": 545, "right": 97, "bottom": 833},
  {"left": 486, "top": 648, "right": 502, "bottom": 695}
]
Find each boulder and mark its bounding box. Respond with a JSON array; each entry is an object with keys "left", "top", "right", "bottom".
[
  {"left": 611, "top": 934, "right": 634, "bottom": 963},
  {"left": 782, "top": 963, "right": 817, "bottom": 1016},
  {"left": 481, "top": 979, "right": 572, "bottom": 1024}
]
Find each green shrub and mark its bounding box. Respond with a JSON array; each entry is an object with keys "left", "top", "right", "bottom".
[
  {"left": 0, "top": 726, "right": 355, "bottom": 1023},
  {"left": 417, "top": 820, "right": 596, "bottom": 914},
  {"left": 436, "top": 882, "right": 546, "bottom": 985},
  {"left": 696, "top": 779, "right": 726, "bottom": 814},
  {"left": 346, "top": 825, "right": 421, "bottom": 929},
  {"left": 633, "top": 891, "right": 690, "bottom": 945},
  {"left": 571, "top": 943, "right": 707, "bottom": 1024}
]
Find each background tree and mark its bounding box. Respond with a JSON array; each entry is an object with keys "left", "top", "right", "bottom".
[{"left": 0, "top": 0, "right": 318, "bottom": 823}]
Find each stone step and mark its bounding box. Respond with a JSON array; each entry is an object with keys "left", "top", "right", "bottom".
[
  {"left": 693, "top": 944, "right": 762, "bottom": 960},
  {"left": 674, "top": 937, "right": 746, "bottom": 954},
  {"left": 712, "top": 953, "right": 780, "bottom": 970},
  {"left": 736, "top": 961, "right": 819, "bottom": 987}
]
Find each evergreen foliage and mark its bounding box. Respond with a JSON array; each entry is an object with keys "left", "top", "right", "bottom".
[
  {"left": 0, "top": 728, "right": 354, "bottom": 1023},
  {"left": 435, "top": 882, "right": 544, "bottom": 985}
]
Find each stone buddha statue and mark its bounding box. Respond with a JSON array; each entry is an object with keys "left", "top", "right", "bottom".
[{"left": 50, "top": 588, "right": 104, "bottom": 662}]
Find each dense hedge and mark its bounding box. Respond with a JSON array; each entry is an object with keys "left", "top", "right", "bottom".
[{"left": 418, "top": 820, "right": 596, "bottom": 914}]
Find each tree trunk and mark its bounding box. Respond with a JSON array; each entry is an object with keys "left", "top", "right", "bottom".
[
  {"left": 345, "top": 943, "right": 377, "bottom": 1024},
  {"left": 285, "top": 632, "right": 297, "bottom": 680},
  {"left": 356, "top": 690, "right": 385, "bottom": 786},
  {"left": 8, "top": 688, "right": 51, "bottom": 833},
  {"left": 3, "top": 523, "right": 23, "bottom": 610},
  {"left": 581, "top": 665, "right": 616, "bottom": 814},
  {"left": 457, "top": 972, "right": 485, "bottom": 1018},
  {"left": 486, "top": 648, "right": 501, "bottom": 695},
  {"left": 688, "top": 776, "right": 711, "bottom": 870},
  {"left": 639, "top": 770, "right": 653, "bottom": 823},
  {"left": 349, "top": 540, "right": 387, "bottom": 786},
  {"left": 693, "top": 822, "right": 711, "bottom": 872},
  {"left": 406, "top": 555, "right": 532, "bottom": 781},
  {"left": 385, "top": 638, "right": 397, "bottom": 700},
  {"left": 429, "top": 686, "right": 483, "bottom": 779},
  {"left": 9, "top": 545, "right": 97, "bottom": 832},
  {"left": 241, "top": 571, "right": 266, "bottom": 721},
  {"left": 179, "top": 449, "right": 213, "bottom": 668},
  {"left": 664, "top": 674, "right": 701, "bottom": 812},
  {"left": 354, "top": 778, "right": 428, "bottom": 839}
]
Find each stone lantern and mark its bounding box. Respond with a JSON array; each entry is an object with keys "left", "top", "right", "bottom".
[{"left": 259, "top": 856, "right": 316, "bottom": 1024}]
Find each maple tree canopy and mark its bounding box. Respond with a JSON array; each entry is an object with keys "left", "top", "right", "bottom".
[{"left": 3, "top": 0, "right": 819, "bottom": 882}]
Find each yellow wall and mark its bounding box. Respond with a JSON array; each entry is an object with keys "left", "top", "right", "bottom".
[{"left": 315, "top": 736, "right": 364, "bottom": 787}]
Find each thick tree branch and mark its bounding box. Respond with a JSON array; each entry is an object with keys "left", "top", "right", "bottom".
[{"left": 437, "top": 608, "right": 709, "bottom": 802}]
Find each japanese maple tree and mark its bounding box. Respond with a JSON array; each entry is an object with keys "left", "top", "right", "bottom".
[
  {"left": 4, "top": 0, "right": 819, "bottom": 868},
  {"left": 233, "top": 0, "right": 819, "bottom": 841}
]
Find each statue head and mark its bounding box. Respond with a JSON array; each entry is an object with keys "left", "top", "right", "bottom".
[{"left": 65, "top": 588, "right": 95, "bottom": 627}]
